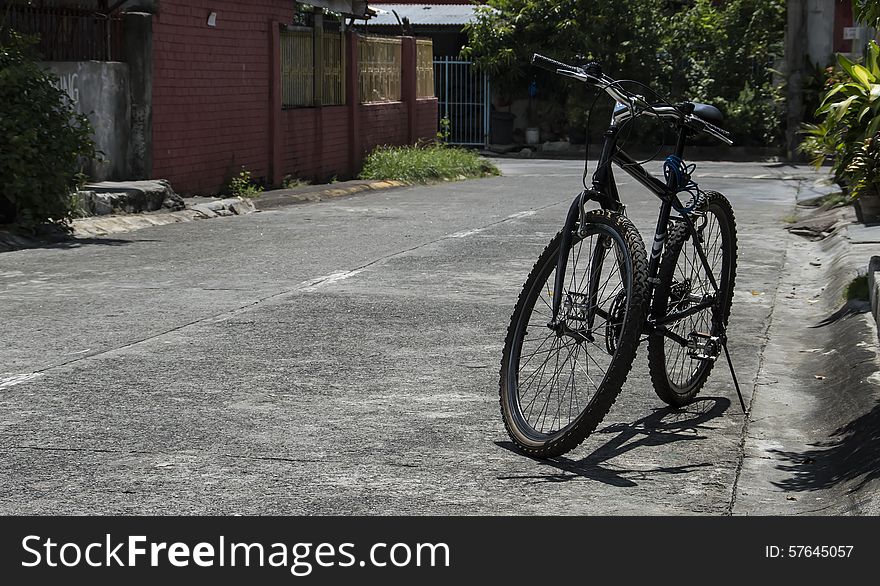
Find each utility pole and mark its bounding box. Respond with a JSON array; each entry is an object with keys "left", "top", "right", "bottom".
[{"left": 785, "top": 0, "right": 807, "bottom": 161}]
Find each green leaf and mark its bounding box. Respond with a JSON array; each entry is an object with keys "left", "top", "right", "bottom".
[
  {"left": 852, "top": 63, "right": 875, "bottom": 87},
  {"left": 868, "top": 114, "right": 880, "bottom": 138},
  {"left": 832, "top": 95, "right": 858, "bottom": 123},
  {"left": 839, "top": 52, "right": 858, "bottom": 80}
]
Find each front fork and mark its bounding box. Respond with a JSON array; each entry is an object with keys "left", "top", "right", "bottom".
[{"left": 548, "top": 197, "right": 584, "bottom": 328}]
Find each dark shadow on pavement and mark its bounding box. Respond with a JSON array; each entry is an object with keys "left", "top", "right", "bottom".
[
  {"left": 768, "top": 401, "right": 880, "bottom": 494},
  {"left": 810, "top": 299, "right": 870, "bottom": 328},
  {"left": 496, "top": 396, "right": 731, "bottom": 487},
  {"left": 1, "top": 235, "right": 146, "bottom": 253},
  {"left": 42, "top": 236, "right": 142, "bottom": 249}
]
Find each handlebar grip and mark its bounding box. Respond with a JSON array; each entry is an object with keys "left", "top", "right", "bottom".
[
  {"left": 531, "top": 53, "right": 580, "bottom": 74},
  {"left": 687, "top": 115, "right": 733, "bottom": 145}
]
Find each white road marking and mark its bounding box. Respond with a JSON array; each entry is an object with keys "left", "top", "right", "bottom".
[
  {"left": 298, "top": 269, "right": 365, "bottom": 292},
  {"left": 299, "top": 208, "right": 541, "bottom": 291},
  {"left": 0, "top": 373, "right": 43, "bottom": 389},
  {"left": 507, "top": 210, "right": 537, "bottom": 220},
  {"left": 448, "top": 228, "right": 483, "bottom": 238}
]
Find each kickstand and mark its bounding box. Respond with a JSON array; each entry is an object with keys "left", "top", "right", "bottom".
[{"left": 722, "top": 341, "right": 747, "bottom": 413}]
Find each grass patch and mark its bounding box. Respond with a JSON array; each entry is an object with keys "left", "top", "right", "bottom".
[
  {"left": 781, "top": 213, "right": 798, "bottom": 224},
  {"left": 282, "top": 175, "right": 310, "bottom": 189},
  {"left": 845, "top": 275, "right": 869, "bottom": 301},
  {"left": 359, "top": 143, "right": 500, "bottom": 184}
]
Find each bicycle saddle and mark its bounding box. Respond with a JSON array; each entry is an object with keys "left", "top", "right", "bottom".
[{"left": 691, "top": 103, "right": 724, "bottom": 124}]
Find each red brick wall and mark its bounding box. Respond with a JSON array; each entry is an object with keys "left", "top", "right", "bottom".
[
  {"left": 416, "top": 98, "right": 439, "bottom": 142},
  {"left": 152, "top": 0, "right": 291, "bottom": 194},
  {"left": 151, "top": 4, "right": 440, "bottom": 193},
  {"left": 359, "top": 102, "right": 409, "bottom": 155},
  {"left": 282, "top": 106, "right": 349, "bottom": 182}
]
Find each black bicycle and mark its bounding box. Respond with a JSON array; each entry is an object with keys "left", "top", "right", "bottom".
[{"left": 499, "top": 54, "right": 745, "bottom": 458}]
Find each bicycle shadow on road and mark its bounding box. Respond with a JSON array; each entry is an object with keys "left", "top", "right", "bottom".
[{"left": 496, "top": 396, "right": 731, "bottom": 488}]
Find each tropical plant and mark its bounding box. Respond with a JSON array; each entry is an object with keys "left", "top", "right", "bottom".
[
  {"left": 799, "top": 41, "right": 880, "bottom": 187},
  {"left": 846, "top": 133, "right": 880, "bottom": 198}
]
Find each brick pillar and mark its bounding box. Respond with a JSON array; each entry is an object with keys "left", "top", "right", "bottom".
[
  {"left": 401, "top": 36, "right": 417, "bottom": 144},
  {"left": 346, "top": 31, "right": 361, "bottom": 175},
  {"left": 269, "top": 21, "right": 282, "bottom": 186}
]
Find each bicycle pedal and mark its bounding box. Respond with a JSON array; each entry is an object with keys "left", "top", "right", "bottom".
[{"left": 687, "top": 331, "right": 720, "bottom": 361}]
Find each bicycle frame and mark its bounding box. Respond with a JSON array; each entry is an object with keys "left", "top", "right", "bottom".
[
  {"left": 549, "top": 121, "right": 720, "bottom": 343},
  {"left": 530, "top": 52, "right": 746, "bottom": 412}
]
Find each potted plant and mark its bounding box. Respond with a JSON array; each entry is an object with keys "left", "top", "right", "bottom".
[
  {"left": 800, "top": 41, "right": 880, "bottom": 221},
  {"left": 846, "top": 134, "right": 880, "bottom": 223}
]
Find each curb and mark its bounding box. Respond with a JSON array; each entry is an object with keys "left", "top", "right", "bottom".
[
  {"left": 867, "top": 255, "right": 880, "bottom": 334},
  {"left": 0, "top": 180, "right": 410, "bottom": 252},
  {"left": 251, "top": 180, "right": 410, "bottom": 210},
  {"left": 735, "top": 201, "right": 880, "bottom": 514}
]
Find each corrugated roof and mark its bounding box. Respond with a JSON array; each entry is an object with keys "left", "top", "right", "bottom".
[{"left": 364, "top": 4, "right": 480, "bottom": 26}]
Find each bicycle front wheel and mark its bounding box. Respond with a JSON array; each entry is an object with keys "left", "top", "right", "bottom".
[
  {"left": 499, "top": 210, "right": 648, "bottom": 458},
  {"left": 648, "top": 191, "right": 737, "bottom": 406}
]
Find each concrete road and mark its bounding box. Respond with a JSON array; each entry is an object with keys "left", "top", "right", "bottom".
[{"left": 0, "top": 160, "right": 806, "bottom": 514}]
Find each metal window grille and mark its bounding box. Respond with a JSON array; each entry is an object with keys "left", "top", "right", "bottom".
[
  {"left": 281, "top": 27, "right": 345, "bottom": 108},
  {"left": 281, "top": 28, "right": 314, "bottom": 108},
  {"left": 3, "top": 4, "right": 125, "bottom": 62},
  {"left": 416, "top": 39, "right": 434, "bottom": 99},
  {"left": 322, "top": 31, "right": 345, "bottom": 106},
  {"left": 358, "top": 36, "right": 401, "bottom": 103}
]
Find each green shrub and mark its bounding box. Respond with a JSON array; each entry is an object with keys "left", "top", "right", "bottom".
[
  {"left": 0, "top": 32, "right": 95, "bottom": 228},
  {"left": 229, "top": 167, "right": 264, "bottom": 197},
  {"left": 359, "top": 143, "right": 500, "bottom": 183}
]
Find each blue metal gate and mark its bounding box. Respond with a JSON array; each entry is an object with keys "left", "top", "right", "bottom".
[{"left": 433, "top": 57, "right": 490, "bottom": 146}]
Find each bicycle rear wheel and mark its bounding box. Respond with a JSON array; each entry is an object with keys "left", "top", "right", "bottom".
[
  {"left": 500, "top": 210, "right": 647, "bottom": 458},
  {"left": 648, "top": 191, "right": 737, "bottom": 406}
]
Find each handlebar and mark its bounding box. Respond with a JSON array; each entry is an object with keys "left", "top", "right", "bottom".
[
  {"left": 530, "top": 53, "right": 733, "bottom": 145},
  {"left": 531, "top": 53, "right": 583, "bottom": 75}
]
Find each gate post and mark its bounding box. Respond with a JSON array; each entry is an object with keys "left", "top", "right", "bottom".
[
  {"left": 401, "top": 36, "right": 417, "bottom": 144},
  {"left": 124, "top": 11, "right": 152, "bottom": 180},
  {"left": 346, "top": 31, "right": 362, "bottom": 175},
  {"left": 269, "top": 21, "right": 282, "bottom": 186}
]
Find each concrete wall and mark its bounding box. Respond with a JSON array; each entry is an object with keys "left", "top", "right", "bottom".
[
  {"left": 45, "top": 61, "right": 131, "bottom": 182},
  {"left": 806, "top": 0, "right": 836, "bottom": 66}
]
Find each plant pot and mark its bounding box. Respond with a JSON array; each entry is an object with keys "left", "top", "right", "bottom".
[
  {"left": 856, "top": 191, "right": 880, "bottom": 225},
  {"left": 525, "top": 127, "right": 540, "bottom": 145}
]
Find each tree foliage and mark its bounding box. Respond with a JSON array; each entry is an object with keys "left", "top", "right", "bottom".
[
  {"left": 853, "top": 0, "right": 880, "bottom": 28},
  {"left": 0, "top": 32, "right": 94, "bottom": 228},
  {"left": 462, "top": 0, "right": 785, "bottom": 146}
]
